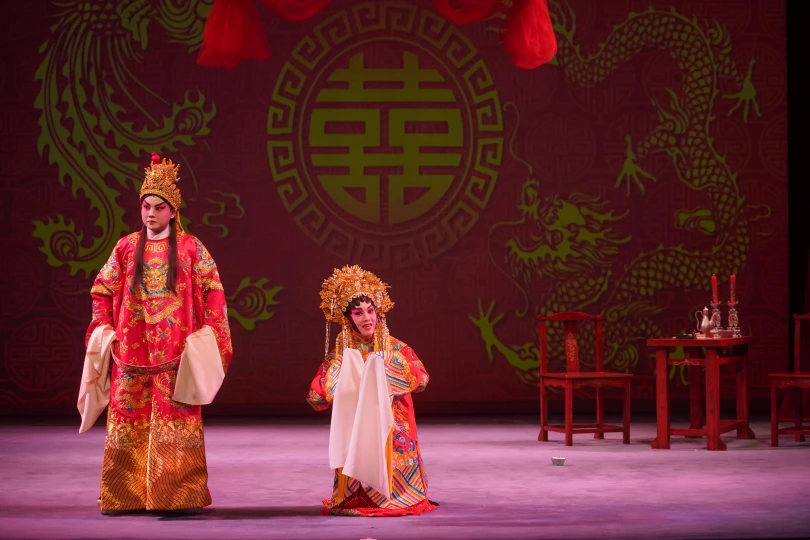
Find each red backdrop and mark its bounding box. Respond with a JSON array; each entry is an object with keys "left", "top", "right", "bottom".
[{"left": 0, "top": 0, "right": 788, "bottom": 415}]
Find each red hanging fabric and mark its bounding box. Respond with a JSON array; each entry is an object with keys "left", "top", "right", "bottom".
[
  {"left": 501, "top": 0, "right": 557, "bottom": 70},
  {"left": 258, "top": 0, "right": 333, "bottom": 22},
  {"left": 431, "top": 0, "right": 500, "bottom": 25},
  {"left": 197, "top": 0, "right": 558, "bottom": 70},
  {"left": 197, "top": 0, "right": 271, "bottom": 70}
]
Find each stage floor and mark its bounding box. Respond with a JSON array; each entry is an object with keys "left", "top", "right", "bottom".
[{"left": 1, "top": 415, "right": 808, "bottom": 540}]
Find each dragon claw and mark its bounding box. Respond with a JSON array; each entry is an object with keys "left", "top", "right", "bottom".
[
  {"left": 616, "top": 135, "right": 656, "bottom": 195},
  {"left": 468, "top": 299, "right": 506, "bottom": 364},
  {"left": 724, "top": 59, "right": 760, "bottom": 123}
]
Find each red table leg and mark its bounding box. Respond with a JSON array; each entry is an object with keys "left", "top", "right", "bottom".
[
  {"left": 771, "top": 382, "right": 779, "bottom": 447},
  {"left": 687, "top": 360, "right": 702, "bottom": 437},
  {"left": 736, "top": 353, "right": 755, "bottom": 439},
  {"left": 564, "top": 383, "right": 574, "bottom": 446},
  {"left": 705, "top": 348, "right": 727, "bottom": 451},
  {"left": 622, "top": 379, "right": 631, "bottom": 444},
  {"left": 652, "top": 347, "right": 670, "bottom": 449}
]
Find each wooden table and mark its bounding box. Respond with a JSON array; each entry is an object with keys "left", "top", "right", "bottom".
[{"left": 647, "top": 336, "right": 755, "bottom": 451}]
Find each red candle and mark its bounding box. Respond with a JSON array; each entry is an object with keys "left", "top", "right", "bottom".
[
  {"left": 730, "top": 274, "right": 736, "bottom": 304},
  {"left": 711, "top": 274, "right": 718, "bottom": 304}
]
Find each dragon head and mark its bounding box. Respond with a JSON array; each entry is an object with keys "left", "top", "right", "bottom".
[{"left": 505, "top": 179, "right": 630, "bottom": 282}]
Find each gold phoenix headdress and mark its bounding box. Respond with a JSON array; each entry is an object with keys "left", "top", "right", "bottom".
[
  {"left": 141, "top": 152, "right": 184, "bottom": 232},
  {"left": 319, "top": 265, "right": 394, "bottom": 356}
]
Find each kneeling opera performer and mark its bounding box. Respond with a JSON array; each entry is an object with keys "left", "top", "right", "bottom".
[{"left": 307, "top": 265, "right": 436, "bottom": 516}]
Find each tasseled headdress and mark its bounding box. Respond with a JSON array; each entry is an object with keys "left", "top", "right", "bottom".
[{"left": 319, "top": 265, "right": 394, "bottom": 356}]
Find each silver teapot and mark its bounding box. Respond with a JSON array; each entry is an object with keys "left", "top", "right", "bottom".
[{"left": 694, "top": 306, "right": 714, "bottom": 336}]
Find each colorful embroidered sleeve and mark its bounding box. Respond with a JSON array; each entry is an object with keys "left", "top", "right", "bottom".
[
  {"left": 384, "top": 345, "right": 429, "bottom": 397},
  {"left": 191, "top": 237, "right": 233, "bottom": 373},
  {"left": 307, "top": 351, "right": 342, "bottom": 411},
  {"left": 86, "top": 239, "right": 126, "bottom": 346}
]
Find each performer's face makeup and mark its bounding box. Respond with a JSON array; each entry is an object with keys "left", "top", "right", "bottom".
[
  {"left": 350, "top": 301, "right": 377, "bottom": 339},
  {"left": 141, "top": 196, "right": 176, "bottom": 235}
]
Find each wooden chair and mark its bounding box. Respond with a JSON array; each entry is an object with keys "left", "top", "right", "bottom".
[
  {"left": 537, "top": 312, "right": 632, "bottom": 446},
  {"left": 769, "top": 313, "right": 810, "bottom": 446}
]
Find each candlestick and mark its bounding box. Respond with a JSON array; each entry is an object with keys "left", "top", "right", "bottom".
[
  {"left": 729, "top": 274, "right": 736, "bottom": 305},
  {"left": 710, "top": 302, "right": 722, "bottom": 337},
  {"left": 728, "top": 301, "right": 740, "bottom": 337}
]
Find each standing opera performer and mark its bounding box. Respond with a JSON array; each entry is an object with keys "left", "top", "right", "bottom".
[{"left": 77, "top": 152, "right": 233, "bottom": 514}]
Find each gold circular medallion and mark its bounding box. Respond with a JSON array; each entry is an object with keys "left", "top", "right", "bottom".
[{"left": 268, "top": 2, "right": 503, "bottom": 268}]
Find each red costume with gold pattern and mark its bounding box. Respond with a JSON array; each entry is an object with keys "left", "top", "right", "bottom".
[{"left": 86, "top": 154, "right": 232, "bottom": 512}]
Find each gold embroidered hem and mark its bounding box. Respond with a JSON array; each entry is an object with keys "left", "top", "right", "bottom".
[{"left": 101, "top": 410, "right": 211, "bottom": 512}]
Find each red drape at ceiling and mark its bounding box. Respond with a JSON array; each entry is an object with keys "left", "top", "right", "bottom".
[
  {"left": 197, "top": 0, "right": 557, "bottom": 70},
  {"left": 500, "top": 0, "right": 556, "bottom": 69},
  {"left": 197, "top": 0, "right": 271, "bottom": 69}
]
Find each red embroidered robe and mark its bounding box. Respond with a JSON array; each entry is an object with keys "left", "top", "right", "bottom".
[{"left": 87, "top": 231, "right": 233, "bottom": 511}]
